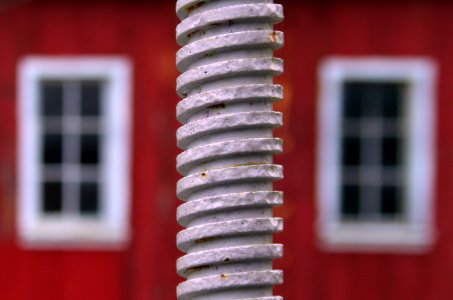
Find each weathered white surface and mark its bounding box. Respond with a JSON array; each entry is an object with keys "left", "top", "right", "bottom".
[
  {"left": 177, "top": 57, "right": 283, "bottom": 98},
  {"left": 177, "top": 191, "right": 283, "bottom": 226},
  {"left": 177, "top": 270, "right": 283, "bottom": 300},
  {"left": 177, "top": 164, "right": 283, "bottom": 201},
  {"left": 176, "top": 0, "right": 284, "bottom": 298},
  {"left": 177, "top": 138, "right": 283, "bottom": 175},
  {"left": 177, "top": 84, "right": 283, "bottom": 123},
  {"left": 177, "top": 217, "right": 283, "bottom": 252},
  {"left": 177, "top": 30, "right": 283, "bottom": 71},
  {"left": 177, "top": 111, "right": 282, "bottom": 149},
  {"left": 177, "top": 244, "right": 283, "bottom": 276},
  {"left": 176, "top": 0, "right": 276, "bottom": 20},
  {"left": 176, "top": 3, "right": 283, "bottom": 45}
]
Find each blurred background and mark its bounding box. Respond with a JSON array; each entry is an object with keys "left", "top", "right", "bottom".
[{"left": 0, "top": 0, "right": 452, "bottom": 299}]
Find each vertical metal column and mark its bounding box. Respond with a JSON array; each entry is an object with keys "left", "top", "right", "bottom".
[{"left": 176, "top": 1, "right": 284, "bottom": 299}]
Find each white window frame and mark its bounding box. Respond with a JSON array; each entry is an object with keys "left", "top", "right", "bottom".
[
  {"left": 18, "top": 56, "right": 132, "bottom": 249},
  {"left": 317, "top": 57, "right": 437, "bottom": 252}
]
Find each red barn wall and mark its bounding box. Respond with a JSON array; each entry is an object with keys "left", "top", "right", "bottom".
[
  {"left": 0, "top": 1, "right": 180, "bottom": 299},
  {"left": 277, "top": 1, "right": 453, "bottom": 300},
  {"left": 0, "top": 0, "right": 452, "bottom": 299}
]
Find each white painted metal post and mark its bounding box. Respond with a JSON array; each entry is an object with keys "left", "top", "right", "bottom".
[{"left": 176, "top": 1, "right": 284, "bottom": 299}]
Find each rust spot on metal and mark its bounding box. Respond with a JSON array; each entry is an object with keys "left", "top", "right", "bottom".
[
  {"left": 201, "top": 172, "right": 207, "bottom": 179},
  {"left": 223, "top": 258, "right": 231, "bottom": 262},
  {"left": 185, "top": 264, "right": 211, "bottom": 275},
  {"left": 185, "top": 1, "right": 207, "bottom": 15},
  {"left": 269, "top": 31, "right": 280, "bottom": 43},
  {"left": 220, "top": 274, "right": 229, "bottom": 279},
  {"left": 207, "top": 103, "right": 226, "bottom": 109}
]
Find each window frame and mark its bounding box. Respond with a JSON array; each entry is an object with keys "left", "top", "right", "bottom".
[
  {"left": 18, "top": 56, "right": 132, "bottom": 249},
  {"left": 317, "top": 57, "right": 437, "bottom": 252}
]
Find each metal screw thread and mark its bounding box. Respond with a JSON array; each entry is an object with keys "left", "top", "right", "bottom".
[{"left": 176, "top": 1, "right": 284, "bottom": 299}]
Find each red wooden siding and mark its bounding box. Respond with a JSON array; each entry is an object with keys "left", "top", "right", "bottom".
[
  {"left": 0, "top": 0, "right": 452, "bottom": 299},
  {"left": 0, "top": 1, "right": 180, "bottom": 299},
  {"left": 277, "top": 1, "right": 453, "bottom": 300}
]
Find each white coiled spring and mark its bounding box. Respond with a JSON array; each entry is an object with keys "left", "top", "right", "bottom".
[{"left": 176, "top": 0, "right": 284, "bottom": 299}]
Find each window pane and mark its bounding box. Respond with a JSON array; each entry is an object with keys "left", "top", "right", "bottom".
[
  {"left": 80, "top": 182, "right": 99, "bottom": 214},
  {"left": 341, "top": 185, "right": 360, "bottom": 218},
  {"left": 41, "top": 81, "right": 63, "bottom": 116},
  {"left": 343, "top": 82, "right": 404, "bottom": 118},
  {"left": 81, "top": 81, "right": 101, "bottom": 116},
  {"left": 80, "top": 134, "right": 99, "bottom": 165},
  {"left": 42, "top": 134, "right": 63, "bottom": 164},
  {"left": 42, "top": 182, "right": 62, "bottom": 213},
  {"left": 340, "top": 81, "right": 405, "bottom": 220},
  {"left": 343, "top": 83, "right": 362, "bottom": 118},
  {"left": 382, "top": 136, "right": 401, "bottom": 166},
  {"left": 382, "top": 84, "right": 404, "bottom": 118},
  {"left": 361, "top": 84, "right": 383, "bottom": 117},
  {"left": 342, "top": 137, "right": 361, "bottom": 166},
  {"left": 381, "top": 185, "right": 403, "bottom": 216}
]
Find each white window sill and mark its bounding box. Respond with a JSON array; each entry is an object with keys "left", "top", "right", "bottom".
[
  {"left": 318, "top": 222, "right": 436, "bottom": 253},
  {"left": 19, "top": 219, "right": 130, "bottom": 250}
]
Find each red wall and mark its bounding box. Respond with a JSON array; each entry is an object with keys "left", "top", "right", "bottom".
[
  {"left": 277, "top": 1, "right": 453, "bottom": 300},
  {"left": 0, "top": 0, "right": 452, "bottom": 299},
  {"left": 0, "top": 1, "right": 180, "bottom": 299}
]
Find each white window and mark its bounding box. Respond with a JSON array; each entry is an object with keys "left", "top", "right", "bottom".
[
  {"left": 317, "top": 57, "right": 437, "bottom": 252},
  {"left": 18, "top": 57, "right": 132, "bottom": 248}
]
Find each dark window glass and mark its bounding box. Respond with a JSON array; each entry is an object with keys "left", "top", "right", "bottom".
[
  {"left": 382, "top": 84, "right": 404, "bottom": 118},
  {"left": 80, "top": 182, "right": 99, "bottom": 214},
  {"left": 341, "top": 185, "right": 360, "bottom": 218},
  {"left": 41, "top": 81, "right": 63, "bottom": 116},
  {"left": 81, "top": 81, "right": 101, "bottom": 116},
  {"left": 343, "top": 82, "right": 403, "bottom": 118},
  {"left": 381, "top": 185, "right": 402, "bottom": 216},
  {"left": 382, "top": 136, "right": 401, "bottom": 166},
  {"left": 80, "top": 134, "right": 99, "bottom": 164},
  {"left": 342, "top": 137, "right": 361, "bottom": 166},
  {"left": 361, "top": 84, "right": 383, "bottom": 117},
  {"left": 341, "top": 81, "right": 405, "bottom": 221},
  {"left": 342, "top": 84, "right": 362, "bottom": 118},
  {"left": 39, "top": 80, "right": 106, "bottom": 218},
  {"left": 42, "top": 182, "right": 62, "bottom": 213},
  {"left": 42, "top": 134, "right": 63, "bottom": 164}
]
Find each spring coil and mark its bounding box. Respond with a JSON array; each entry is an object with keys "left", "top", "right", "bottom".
[{"left": 176, "top": 0, "right": 284, "bottom": 299}]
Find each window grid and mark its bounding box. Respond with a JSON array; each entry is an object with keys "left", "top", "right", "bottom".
[
  {"left": 40, "top": 80, "right": 102, "bottom": 217},
  {"left": 340, "top": 82, "right": 405, "bottom": 222},
  {"left": 18, "top": 57, "right": 132, "bottom": 248},
  {"left": 317, "top": 57, "right": 436, "bottom": 252}
]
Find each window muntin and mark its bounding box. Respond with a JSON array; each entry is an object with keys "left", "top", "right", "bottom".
[
  {"left": 317, "top": 57, "right": 436, "bottom": 252},
  {"left": 40, "top": 80, "right": 102, "bottom": 217},
  {"left": 340, "top": 81, "right": 405, "bottom": 221},
  {"left": 18, "top": 57, "right": 131, "bottom": 248}
]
